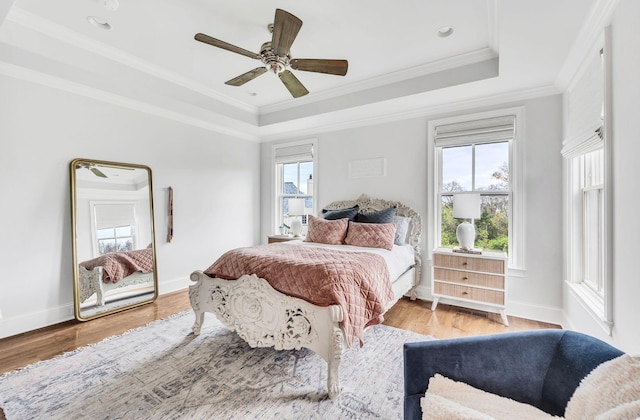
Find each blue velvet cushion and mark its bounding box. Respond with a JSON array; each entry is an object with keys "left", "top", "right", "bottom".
[
  {"left": 355, "top": 207, "right": 397, "bottom": 224},
  {"left": 403, "top": 330, "right": 623, "bottom": 420},
  {"left": 322, "top": 205, "right": 359, "bottom": 221}
]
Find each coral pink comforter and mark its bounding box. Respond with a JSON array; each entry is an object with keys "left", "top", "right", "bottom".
[
  {"left": 80, "top": 248, "right": 154, "bottom": 283},
  {"left": 204, "top": 243, "right": 394, "bottom": 347}
]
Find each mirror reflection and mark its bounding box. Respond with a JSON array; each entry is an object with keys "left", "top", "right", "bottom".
[{"left": 70, "top": 158, "right": 157, "bottom": 320}]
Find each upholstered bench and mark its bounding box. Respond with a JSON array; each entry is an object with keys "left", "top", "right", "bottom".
[{"left": 403, "top": 330, "right": 638, "bottom": 419}]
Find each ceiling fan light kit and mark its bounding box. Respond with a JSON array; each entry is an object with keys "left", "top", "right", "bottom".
[{"left": 195, "top": 9, "right": 348, "bottom": 98}]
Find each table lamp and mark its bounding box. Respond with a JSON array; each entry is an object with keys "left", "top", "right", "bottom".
[{"left": 453, "top": 194, "right": 481, "bottom": 250}]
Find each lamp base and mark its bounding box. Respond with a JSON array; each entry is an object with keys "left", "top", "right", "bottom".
[
  {"left": 456, "top": 221, "right": 476, "bottom": 250},
  {"left": 291, "top": 218, "right": 303, "bottom": 237}
]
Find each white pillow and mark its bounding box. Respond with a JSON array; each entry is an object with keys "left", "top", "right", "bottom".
[
  {"left": 422, "top": 374, "right": 560, "bottom": 420},
  {"left": 565, "top": 354, "right": 640, "bottom": 420}
]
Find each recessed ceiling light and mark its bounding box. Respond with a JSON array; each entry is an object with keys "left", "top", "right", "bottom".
[
  {"left": 101, "top": 0, "right": 120, "bottom": 12},
  {"left": 87, "top": 16, "right": 111, "bottom": 30},
  {"left": 437, "top": 26, "right": 454, "bottom": 38}
]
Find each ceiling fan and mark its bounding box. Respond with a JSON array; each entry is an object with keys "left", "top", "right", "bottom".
[
  {"left": 195, "top": 8, "right": 348, "bottom": 98},
  {"left": 76, "top": 162, "right": 107, "bottom": 178}
]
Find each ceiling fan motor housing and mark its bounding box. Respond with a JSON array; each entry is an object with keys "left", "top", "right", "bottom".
[{"left": 260, "top": 42, "right": 289, "bottom": 74}]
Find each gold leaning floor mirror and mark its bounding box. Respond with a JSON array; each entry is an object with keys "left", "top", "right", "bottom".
[{"left": 70, "top": 158, "right": 158, "bottom": 320}]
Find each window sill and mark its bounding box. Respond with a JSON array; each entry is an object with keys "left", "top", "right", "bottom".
[{"left": 566, "top": 280, "right": 612, "bottom": 336}]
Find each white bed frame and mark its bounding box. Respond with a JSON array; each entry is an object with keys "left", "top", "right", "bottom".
[
  {"left": 78, "top": 266, "right": 154, "bottom": 306},
  {"left": 188, "top": 194, "right": 422, "bottom": 399}
]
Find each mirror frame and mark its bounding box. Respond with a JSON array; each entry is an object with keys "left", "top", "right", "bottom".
[{"left": 70, "top": 158, "right": 158, "bottom": 321}]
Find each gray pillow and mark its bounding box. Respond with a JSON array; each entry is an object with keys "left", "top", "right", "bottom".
[
  {"left": 322, "top": 205, "right": 359, "bottom": 221},
  {"left": 355, "top": 207, "right": 397, "bottom": 224},
  {"left": 394, "top": 216, "right": 411, "bottom": 245}
]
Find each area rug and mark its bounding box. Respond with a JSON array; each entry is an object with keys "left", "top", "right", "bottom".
[{"left": 0, "top": 311, "right": 431, "bottom": 419}]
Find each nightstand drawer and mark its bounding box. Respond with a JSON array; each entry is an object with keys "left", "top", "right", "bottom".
[
  {"left": 433, "top": 281, "right": 504, "bottom": 306},
  {"left": 434, "top": 268, "right": 504, "bottom": 289},
  {"left": 433, "top": 253, "right": 505, "bottom": 274}
]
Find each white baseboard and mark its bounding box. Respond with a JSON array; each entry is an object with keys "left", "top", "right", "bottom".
[
  {"left": 411, "top": 284, "right": 565, "bottom": 327},
  {"left": 0, "top": 303, "right": 75, "bottom": 339},
  {"left": 0, "top": 276, "right": 191, "bottom": 340}
]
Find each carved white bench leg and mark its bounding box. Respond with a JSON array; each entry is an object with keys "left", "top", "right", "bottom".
[{"left": 188, "top": 272, "right": 205, "bottom": 335}]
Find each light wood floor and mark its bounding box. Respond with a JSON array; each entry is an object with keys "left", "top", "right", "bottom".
[{"left": 0, "top": 290, "right": 559, "bottom": 375}]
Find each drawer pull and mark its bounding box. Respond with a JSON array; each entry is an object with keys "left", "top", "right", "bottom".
[
  {"left": 462, "top": 276, "right": 469, "bottom": 280},
  {"left": 462, "top": 262, "right": 468, "bottom": 265},
  {"left": 462, "top": 291, "right": 469, "bottom": 295}
]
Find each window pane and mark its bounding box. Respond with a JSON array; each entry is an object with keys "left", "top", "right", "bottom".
[
  {"left": 299, "top": 162, "right": 313, "bottom": 194},
  {"left": 99, "top": 239, "right": 116, "bottom": 254},
  {"left": 283, "top": 163, "right": 299, "bottom": 194},
  {"left": 440, "top": 195, "right": 458, "bottom": 248},
  {"left": 583, "top": 188, "right": 603, "bottom": 293},
  {"left": 115, "top": 225, "right": 131, "bottom": 236},
  {"left": 117, "top": 238, "right": 133, "bottom": 252},
  {"left": 96, "top": 228, "right": 113, "bottom": 239},
  {"left": 442, "top": 146, "right": 472, "bottom": 191},
  {"left": 476, "top": 142, "right": 509, "bottom": 191},
  {"left": 476, "top": 195, "right": 509, "bottom": 252}
]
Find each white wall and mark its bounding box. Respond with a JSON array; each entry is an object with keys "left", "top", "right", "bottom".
[
  {"left": 0, "top": 75, "right": 260, "bottom": 338},
  {"left": 261, "top": 95, "right": 565, "bottom": 325},
  {"left": 563, "top": 0, "right": 640, "bottom": 353}
]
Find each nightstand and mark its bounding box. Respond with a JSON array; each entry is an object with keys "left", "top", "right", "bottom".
[
  {"left": 267, "top": 235, "right": 305, "bottom": 244},
  {"left": 431, "top": 247, "right": 508, "bottom": 326}
]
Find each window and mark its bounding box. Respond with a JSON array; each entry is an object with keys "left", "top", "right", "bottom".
[
  {"left": 91, "top": 202, "right": 138, "bottom": 256},
  {"left": 273, "top": 140, "right": 315, "bottom": 233},
  {"left": 562, "top": 28, "right": 612, "bottom": 333},
  {"left": 429, "top": 109, "right": 524, "bottom": 271}
]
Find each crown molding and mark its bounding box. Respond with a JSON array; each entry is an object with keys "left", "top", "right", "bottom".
[
  {"left": 6, "top": 7, "right": 259, "bottom": 115},
  {"left": 555, "top": 0, "right": 619, "bottom": 91},
  {"left": 259, "top": 84, "right": 559, "bottom": 143},
  {"left": 0, "top": 60, "right": 260, "bottom": 142}
]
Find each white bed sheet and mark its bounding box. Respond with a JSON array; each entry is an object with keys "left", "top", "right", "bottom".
[{"left": 282, "top": 240, "right": 415, "bottom": 282}]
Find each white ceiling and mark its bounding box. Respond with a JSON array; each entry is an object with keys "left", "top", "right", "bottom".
[{"left": 0, "top": 0, "right": 599, "bottom": 141}]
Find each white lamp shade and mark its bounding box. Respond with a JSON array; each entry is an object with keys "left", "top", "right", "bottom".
[
  {"left": 288, "top": 198, "right": 305, "bottom": 216},
  {"left": 453, "top": 194, "right": 481, "bottom": 219}
]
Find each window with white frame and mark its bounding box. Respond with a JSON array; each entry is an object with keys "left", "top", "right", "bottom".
[
  {"left": 273, "top": 140, "right": 315, "bottom": 234},
  {"left": 429, "top": 109, "right": 525, "bottom": 271},
  {"left": 562, "top": 29, "right": 612, "bottom": 332},
  {"left": 92, "top": 202, "right": 137, "bottom": 256}
]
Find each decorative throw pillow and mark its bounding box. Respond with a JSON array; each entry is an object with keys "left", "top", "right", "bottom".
[
  {"left": 322, "top": 205, "right": 359, "bottom": 221},
  {"left": 304, "top": 216, "right": 348, "bottom": 245},
  {"left": 394, "top": 216, "right": 411, "bottom": 245},
  {"left": 355, "top": 206, "right": 397, "bottom": 224},
  {"left": 565, "top": 354, "right": 640, "bottom": 420},
  {"left": 422, "top": 374, "right": 560, "bottom": 420},
  {"left": 344, "top": 221, "right": 396, "bottom": 250}
]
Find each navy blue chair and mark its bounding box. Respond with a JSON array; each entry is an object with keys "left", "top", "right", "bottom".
[{"left": 403, "top": 329, "right": 624, "bottom": 420}]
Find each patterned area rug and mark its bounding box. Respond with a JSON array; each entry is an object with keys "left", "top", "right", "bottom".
[{"left": 0, "top": 311, "right": 430, "bottom": 419}]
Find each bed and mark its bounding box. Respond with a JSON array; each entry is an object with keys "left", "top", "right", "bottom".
[
  {"left": 188, "top": 194, "right": 422, "bottom": 398},
  {"left": 78, "top": 248, "right": 155, "bottom": 306}
]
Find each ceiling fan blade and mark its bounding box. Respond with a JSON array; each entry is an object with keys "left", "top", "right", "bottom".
[
  {"left": 225, "top": 67, "right": 268, "bottom": 86},
  {"left": 290, "top": 59, "right": 348, "bottom": 76},
  {"left": 278, "top": 70, "right": 309, "bottom": 98},
  {"left": 271, "top": 9, "right": 302, "bottom": 57},
  {"left": 194, "top": 33, "right": 260, "bottom": 60},
  {"left": 90, "top": 167, "right": 107, "bottom": 178}
]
